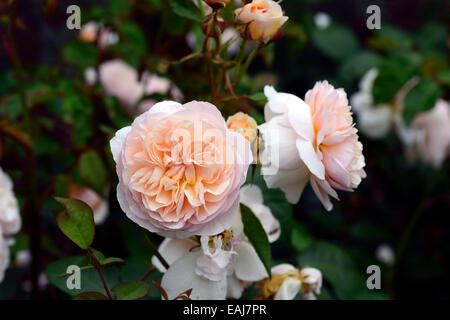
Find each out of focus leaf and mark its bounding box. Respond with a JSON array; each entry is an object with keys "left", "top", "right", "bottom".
[
  {"left": 77, "top": 150, "right": 108, "bottom": 195},
  {"left": 338, "top": 51, "right": 381, "bottom": 83},
  {"left": 416, "top": 22, "right": 447, "bottom": 53},
  {"left": 403, "top": 78, "right": 441, "bottom": 125},
  {"left": 111, "top": 21, "right": 147, "bottom": 67},
  {"left": 241, "top": 204, "right": 272, "bottom": 277},
  {"left": 9, "top": 233, "right": 29, "bottom": 256},
  {"left": 168, "top": 0, "right": 203, "bottom": 21},
  {"left": 291, "top": 222, "right": 313, "bottom": 252},
  {"left": 311, "top": 24, "right": 359, "bottom": 60},
  {"left": 297, "top": 241, "right": 364, "bottom": 299},
  {"left": 437, "top": 71, "right": 450, "bottom": 87},
  {"left": 62, "top": 41, "right": 98, "bottom": 69},
  {"left": 372, "top": 53, "right": 421, "bottom": 104},
  {"left": 369, "top": 25, "right": 412, "bottom": 50},
  {"left": 73, "top": 291, "right": 108, "bottom": 300},
  {"left": 112, "top": 281, "right": 150, "bottom": 300},
  {"left": 55, "top": 197, "right": 95, "bottom": 250}
]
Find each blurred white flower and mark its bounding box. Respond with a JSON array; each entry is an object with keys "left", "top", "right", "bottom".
[
  {"left": 98, "top": 28, "right": 120, "bottom": 49},
  {"left": 375, "top": 244, "right": 395, "bottom": 266},
  {"left": 314, "top": 12, "right": 331, "bottom": 29},
  {"left": 99, "top": 59, "right": 183, "bottom": 116},
  {"left": 84, "top": 67, "right": 97, "bottom": 86},
  {"left": 351, "top": 68, "right": 394, "bottom": 139},
  {"left": 396, "top": 100, "right": 450, "bottom": 168},
  {"left": 99, "top": 59, "right": 144, "bottom": 108},
  {"left": 0, "top": 230, "right": 10, "bottom": 283},
  {"left": 15, "top": 249, "right": 31, "bottom": 267},
  {"left": 0, "top": 168, "right": 21, "bottom": 236}
]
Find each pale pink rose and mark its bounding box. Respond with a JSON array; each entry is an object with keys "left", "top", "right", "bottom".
[
  {"left": 0, "top": 168, "right": 21, "bottom": 236},
  {"left": 235, "top": 0, "right": 288, "bottom": 40},
  {"left": 259, "top": 83, "right": 366, "bottom": 211},
  {"left": 99, "top": 59, "right": 144, "bottom": 108},
  {"left": 411, "top": 100, "right": 450, "bottom": 168},
  {"left": 110, "top": 101, "right": 252, "bottom": 238}
]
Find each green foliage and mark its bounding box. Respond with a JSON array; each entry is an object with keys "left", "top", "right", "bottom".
[
  {"left": 168, "top": 0, "right": 203, "bottom": 21},
  {"left": 403, "top": 78, "right": 442, "bottom": 125},
  {"left": 291, "top": 222, "right": 313, "bottom": 252},
  {"left": 55, "top": 197, "right": 95, "bottom": 250},
  {"left": 112, "top": 281, "right": 150, "bottom": 300},
  {"left": 297, "top": 241, "right": 365, "bottom": 299},
  {"left": 241, "top": 204, "right": 272, "bottom": 277},
  {"left": 372, "top": 53, "right": 422, "bottom": 104},
  {"left": 111, "top": 21, "right": 148, "bottom": 68},
  {"left": 62, "top": 41, "right": 98, "bottom": 69},
  {"left": 311, "top": 24, "right": 359, "bottom": 60},
  {"left": 77, "top": 150, "right": 108, "bottom": 195}
]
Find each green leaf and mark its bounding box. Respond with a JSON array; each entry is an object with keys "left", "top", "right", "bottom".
[
  {"left": 111, "top": 21, "right": 147, "bottom": 67},
  {"left": 369, "top": 25, "right": 412, "bottom": 50},
  {"left": 311, "top": 24, "right": 359, "bottom": 60},
  {"left": 403, "top": 78, "right": 442, "bottom": 125},
  {"left": 168, "top": 0, "right": 203, "bottom": 21},
  {"left": 240, "top": 204, "right": 272, "bottom": 277},
  {"left": 291, "top": 222, "right": 313, "bottom": 252},
  {"left": 248, "top": 92, "right": 266, "bottom": 102},
  {"left": 338, "top": 51, "right": 381, "bottom": 83},
  {"left": 372, "top": 53, "right": 421, "bottom": 104},
  {"left": 73, "top": 291, "right": 108, "bottom": 300},
  {"left": 62, "top": 41, "right": 98, "bottom": 69},
  {"left": 297, "top": 241, "right": 364, "bottom": 299},
  {"left": 437, "top": 71, "right": 450, "bottom": 87},
  {"left": 55, "top": 197, "right": 95, "bottom": 250},
  {"left": 112, "top": 281, "right": 150, "bottom": 300},
  {"left": 77, "top": 150, "right": 108, "bottom": 195},
  {"left": 45, "top": 256, "right": 120, "bottom": 297},
  {"left": 89, "top": 248, "right": 126, "bottom": 267}
]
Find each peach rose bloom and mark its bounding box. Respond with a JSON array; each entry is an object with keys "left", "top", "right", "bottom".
[
  {"left": 235, "top": 0, "right": 288, "bottom": 40},
  {"left": 110, "top": 101, "right": 252, "bottom": 237},
  {"left": 259, "top": 82, "right": 366, "bottom": 211}
]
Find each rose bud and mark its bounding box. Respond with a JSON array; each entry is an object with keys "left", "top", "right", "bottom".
[{"left": 235, "top": 0, "right": 288, "bottom": 41}]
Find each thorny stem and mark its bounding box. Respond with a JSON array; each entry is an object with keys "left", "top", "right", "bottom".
[
  {"left": 88, "top": 249, "right": 113, "bottom": 300},
  {"left": 233, "top": 39, "right": 247, "bottom": 82}
]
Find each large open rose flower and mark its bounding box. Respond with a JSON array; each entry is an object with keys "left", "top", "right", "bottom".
[
  {"left": 235, "top": 0, "right": 288, "bottom": 40},
  {"left": 259, "top": 82, "right": 366, "bottom": 211},
  {"left": 110, "top": 101, "right": 252, "bottom": 237}
]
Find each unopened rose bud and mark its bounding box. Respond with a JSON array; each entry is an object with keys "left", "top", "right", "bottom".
[
  {"left": 227, "top": 112, "right": 258, "bottom": 159},
  {"left": 235, "top": 0, "right": 288, "bottom": 41},
  {"left": 204, "top": 0, "right": 231, "bottom": 10}
]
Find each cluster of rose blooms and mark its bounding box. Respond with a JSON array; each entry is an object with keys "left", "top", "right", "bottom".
[{"left": 104, "top": 0, "right": 368, "bottom": 299}]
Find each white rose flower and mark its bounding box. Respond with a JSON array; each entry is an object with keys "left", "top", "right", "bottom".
[{"left": 350, "top": 68, "right": 394, "bottom": 139}]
